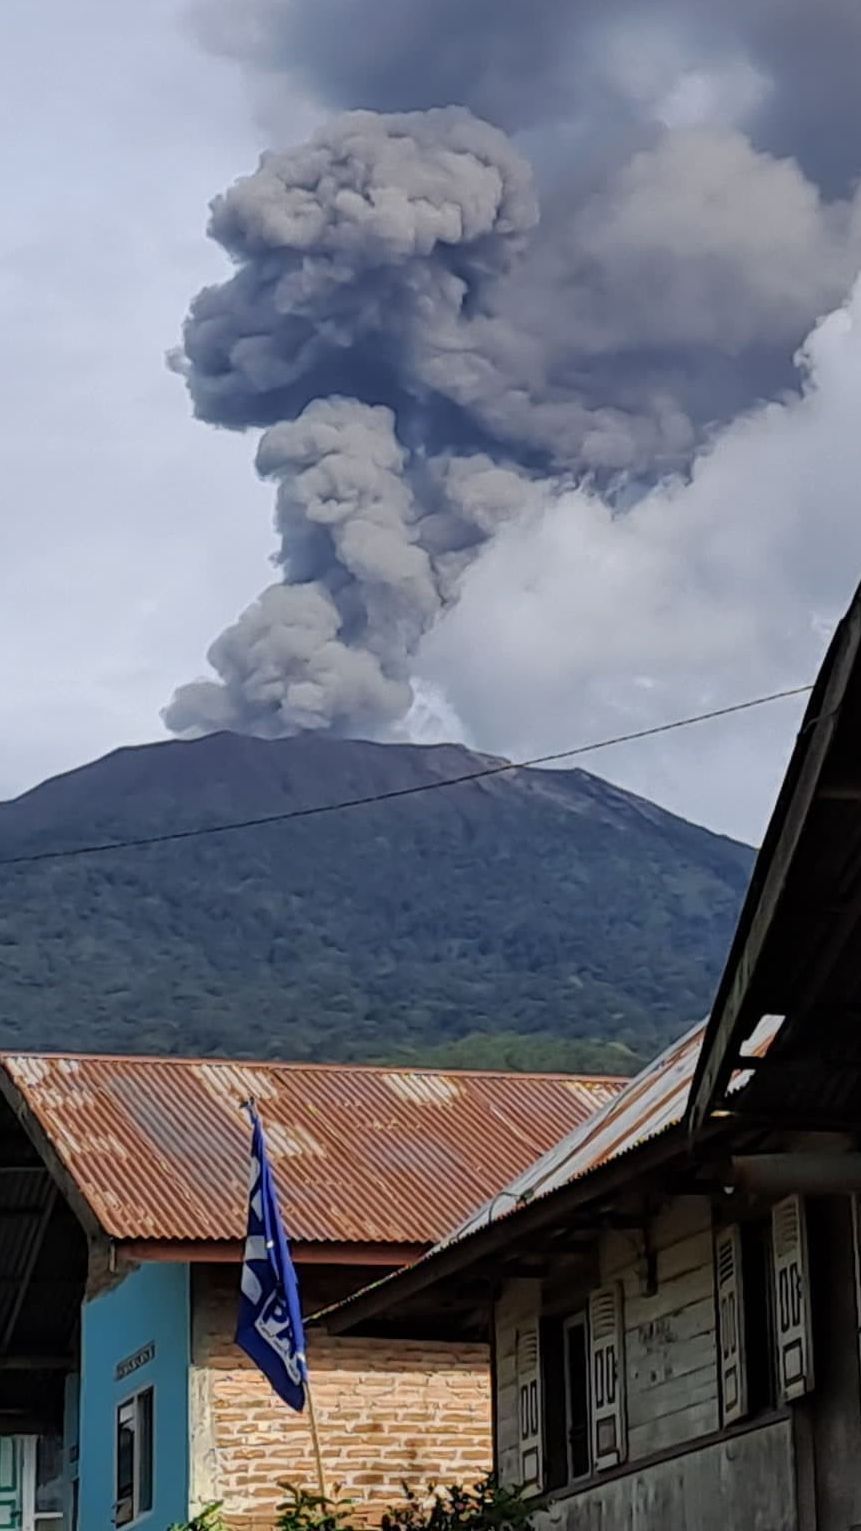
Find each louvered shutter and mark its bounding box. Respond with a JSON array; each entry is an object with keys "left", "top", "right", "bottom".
[
  {"left": 851, "top": 1195, "right": 861, "bottom": 1374},
  {"left": 771, "top": 1194, "right": 814, "bottom": 1401},
  {"left": 516, "top": 1321, "right": 543, "bottom": 1495},
  {"left": 715, "top": 1225, "right": 747, "bottom": 1424},
  {"left": 589, "top": 1283, "right": 627, "bottom": 1470}
]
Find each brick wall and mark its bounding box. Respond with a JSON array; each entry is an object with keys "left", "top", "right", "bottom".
[{"left": 190, "top": 1266, "right": 492, "bottom": 1531}]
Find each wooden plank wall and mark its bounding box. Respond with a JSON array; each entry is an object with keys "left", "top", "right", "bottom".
[
  {"left": 493, "top": 1195, "right": 720, "bottom": 1481},
  {"left": 600, "top": 1195, "right": 720, "bottom": 1456},
  {"left": 536, "top": 1416, "right": 797, "bottom": 1531},
  {"left": 494, "top": 1278, "right": 542, "bottom": 1488}
]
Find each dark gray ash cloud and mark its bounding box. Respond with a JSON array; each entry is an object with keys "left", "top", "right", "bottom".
[
  {"left": 196, "top": 0, "right": 861, "bottom": 196},
  {"left": 167, "top": 1, "right": 861, "bottom": 740}
]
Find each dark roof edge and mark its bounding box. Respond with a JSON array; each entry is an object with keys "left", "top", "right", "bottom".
[
  {"left": 687, "top": 581, "right": 861, "bottom": 1134},
  {"left": 116, "top": 1238, "right": 427, "bottom": 1267}
]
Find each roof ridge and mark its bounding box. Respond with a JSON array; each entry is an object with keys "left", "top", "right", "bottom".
[{"left": 0, "top": 1049, "right": 627, "bottom": 1085}]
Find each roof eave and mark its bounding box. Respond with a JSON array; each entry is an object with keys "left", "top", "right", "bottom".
[
  {"left": 115, "top": 1238, "right": 428, "bottom": 1267},
  {"left": 320, "top": 1119, "right": 711, "bottom": 1336},
  {"left": 687, "top": 582, "right": 861, "bottom": 1135}
]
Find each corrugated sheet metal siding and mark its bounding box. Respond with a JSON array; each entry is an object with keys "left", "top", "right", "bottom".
[{"left": 1, "top": 1054, "right": 621, "bottom": 1245}]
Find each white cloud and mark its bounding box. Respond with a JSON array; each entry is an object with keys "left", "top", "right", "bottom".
[
  {"left": 0, "top": 0, "right": 298, "bottom": 799},
  {"left": 416, "top": 276, "right": 861, "bottom": 842}
]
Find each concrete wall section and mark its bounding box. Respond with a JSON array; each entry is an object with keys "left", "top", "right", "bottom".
[{"left": 78, "top": 1261, "right": 190, "bottom": 1530}]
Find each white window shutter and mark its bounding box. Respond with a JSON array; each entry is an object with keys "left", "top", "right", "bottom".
[
  {"left": 771, "top": 1194, "right": 814, "bottom": 1401},
  {"left": 516, "top": 1321, "right": 543, "bottom": 1495},
  {"left": 589, "top": 1283, "right": 627, "bottom": 1470},
  {"left": 715, "top": 1225, "right": 747, "bottom": 1424}
]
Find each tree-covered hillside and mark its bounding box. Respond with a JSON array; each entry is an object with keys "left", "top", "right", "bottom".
[{"left": 0, "top": 733, "right": 754, "bottom": 1072}]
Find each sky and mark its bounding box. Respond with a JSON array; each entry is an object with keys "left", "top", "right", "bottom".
[{"left": 2, "top": 0, "right": 861, "bottom": 844}]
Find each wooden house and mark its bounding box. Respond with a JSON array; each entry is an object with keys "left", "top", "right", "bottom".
[{"left": 327, "top": 581, "right": 861, "bottom": 1531}]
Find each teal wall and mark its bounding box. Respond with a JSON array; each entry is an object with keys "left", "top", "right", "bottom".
[{"left": 78, "top": 1262, "right": 190, "bottom": 1529}]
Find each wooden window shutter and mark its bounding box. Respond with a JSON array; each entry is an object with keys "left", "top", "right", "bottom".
[
  {"left": 516, "top": 1321, "right": 543, "bottom": 1495},
  {"left": 588, "top": 1283, "right": 627, "bottom": 1470},
  {"left": 771, "top": 1194, "right": 814, "bottom": 1402},
  {"left": 715, "top": 1224, "right": 747, "bottom": 1424}
]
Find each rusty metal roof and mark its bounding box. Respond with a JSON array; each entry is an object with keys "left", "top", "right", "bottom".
[
  {"left": 447, "top": 1012, "right": 783, "bottom": 1245},
  {"left": 0, "top": 1053, "right": 622, "bottom": 1247},
  {"left": 322, "top": 1014, "right": 784, "bottom": 1335}
]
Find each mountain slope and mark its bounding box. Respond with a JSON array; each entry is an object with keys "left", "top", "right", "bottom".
[{"left": 0, "top": 733, "right": 754, "bottom": 1071}]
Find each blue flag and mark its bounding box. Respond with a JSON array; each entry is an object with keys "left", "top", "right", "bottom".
[{"left": 236, "top": 1106, "right": 308, "bottom": 1412}]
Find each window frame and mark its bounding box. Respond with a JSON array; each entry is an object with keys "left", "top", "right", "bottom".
[
  {"left": 714, "top": 1210, "right": 780, "bottom": 1428},
  {"left": 33, "top": 1431, "right": 66, "bottom": 1526},
  {"left": 114, "top": 1385, "right": 155, "bottom": 1528},
  {"left": 739, "top": 1217, "right": 778, "bottom": 1416},
  {"left": 562, "top": 1311, "right": 592, "bottom": 1485}
]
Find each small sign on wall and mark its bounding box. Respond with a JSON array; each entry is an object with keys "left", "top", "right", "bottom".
[{"left": 115, "top": 1342, "right": 155, "bottom": 1382}]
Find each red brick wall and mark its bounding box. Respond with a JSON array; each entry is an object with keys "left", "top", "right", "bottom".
[{"left": 190, "top": 1267, "right": 491, "bottom": 1530}]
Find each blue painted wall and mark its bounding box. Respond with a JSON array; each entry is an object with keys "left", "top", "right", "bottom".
[{"left": 78, "top": 1262, "right": 190, "bottom": 1529}]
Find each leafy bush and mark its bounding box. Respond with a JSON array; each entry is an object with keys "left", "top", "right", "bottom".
[
  {"left": 275, "top": 1483, "right": 357, "bottom": 1531},
  {"left": 167, "top": 1505, "right": 227, "bottom": 1531},
  {"left": 171, "top": 1477, "right": 534, "bottom": 1531},
  {"left": 381, "top": 1479, "right": 534, "bottom": 1531}
]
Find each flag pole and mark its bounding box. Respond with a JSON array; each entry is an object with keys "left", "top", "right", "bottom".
[
  {"left": 237, "top": 1098, "right": 329, "bottom": 1504},
  {"left": 305, "top": 1375, "right": 329, "bottom": 1504}
]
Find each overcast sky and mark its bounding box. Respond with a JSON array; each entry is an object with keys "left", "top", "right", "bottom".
[
  {"left": 2, "top": 0, "right": 860, "bottom": 845},
  {"left": 0, "top": 0, "right": 282, "bottom": 800}
]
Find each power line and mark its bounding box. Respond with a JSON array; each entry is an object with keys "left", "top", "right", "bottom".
[{"left": 0, "top": 684, "right": 812, "bottom": 870}]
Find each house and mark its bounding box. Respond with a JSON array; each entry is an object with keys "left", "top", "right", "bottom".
[
  {"left": 326, "top": 581, "right": 861, "bottom": 1531},
  {"left": 0, "top": 1051, "right": 620, "bottom": 1530}
]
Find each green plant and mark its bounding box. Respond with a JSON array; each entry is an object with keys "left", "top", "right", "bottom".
[
  {"left": 166, "top": 1504, "right": 228, "bottom": 1531},
  {"left": 167, "top": 1478, "right": 533, "bottom": 1531},
  {"left": 274, "top": 1483, "right": 357, "bottom": 1531},
  {"left": 381, "top": 1478, "right": 533, "bottom": 1531}
]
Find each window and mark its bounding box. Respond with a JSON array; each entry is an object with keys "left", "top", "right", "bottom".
[
  {"left": 716, "top": 1216, "right": 780, "bottom": 1427},
  {"left": 34, "top": 1435, "right": 65, "bottom": 1526},
  {"left": 740, "top": 1220, "right": 777, "bottom": 1415},
  {"left": 538, "top": 1285, "right": 626, "bottom": 1493},
  {"left": 116, "top": 1388, "right": 154, "bottom": 1526},
  {"left": 564, "top": 1315, "right": 591, "bottom": 1480}
]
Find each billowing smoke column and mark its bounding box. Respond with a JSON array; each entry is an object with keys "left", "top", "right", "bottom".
[
  {"left": 167, "top": 57, "right": 861, "bottom": 737},
  {"left": 166, "top": 108, "right": 548, "bottom": 735}
]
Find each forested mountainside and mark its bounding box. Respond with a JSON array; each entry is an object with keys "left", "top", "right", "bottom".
[{"left": 0, "top": 733, "right": 754, "bottom": 1072}]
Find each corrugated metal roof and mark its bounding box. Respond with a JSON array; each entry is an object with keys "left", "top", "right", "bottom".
[
  {"left": 446, "top": 1013, "right": 784, "bottom": 1246},
  {"left": 0, "top": 1053, "right": 622, "bottom": 1246}
]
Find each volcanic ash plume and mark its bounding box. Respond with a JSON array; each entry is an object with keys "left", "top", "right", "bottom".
[
  {"left": 165, "top": 108, "right": 544, "bottom": 737},
  {"left": 166, "top": 98, "right": 861, "bottom": 739}
]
